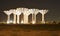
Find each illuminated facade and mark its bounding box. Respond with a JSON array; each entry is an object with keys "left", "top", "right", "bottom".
[{"left": 4, "top": 8, "right": 48, "bottom": 24}]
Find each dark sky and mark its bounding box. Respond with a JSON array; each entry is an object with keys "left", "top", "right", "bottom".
[{"left": 0, "top": 0, "right": 60, "bottom": 22}]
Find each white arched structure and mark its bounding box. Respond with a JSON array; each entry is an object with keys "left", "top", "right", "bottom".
[
  {"left": 4, "top": 8, "right": 48, "bottom": 24},
  {"left": 28, "top": 9, "right": 39, "bottom": 24},
  {"left": 22, "top": 8, "right": 32, "bottom": 24},
  {"left": 4, "top": 10, "right": 12, "bottom": 24},
  {"left": 10, "top": 9, "right": 17, "bottom": 24},
  {"left": 39, "top": 10, "right": 48, "bottom": 24},
  {"left": 33, "top": 9, "right": 39, "bottom": 24},
  {"left": 16, "top": 8, "right": 22, "bottom": 24}
]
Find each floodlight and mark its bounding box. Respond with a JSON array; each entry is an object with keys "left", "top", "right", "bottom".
[
  {"left": 21, "top": 20, "right": 24, "bottom": 24},
  {"left": 10, "top": 20, "right": 13, "bottom": 23},
  {"left": 7, "top": 20, "right": 10, "bottom": 24},
  {"left": 32, "top": 21, "right": 35, "bottom": 24}
]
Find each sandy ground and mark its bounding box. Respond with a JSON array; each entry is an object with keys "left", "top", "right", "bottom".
[{"left": 0, "top": 24, "right": 60, "bottom": 36}]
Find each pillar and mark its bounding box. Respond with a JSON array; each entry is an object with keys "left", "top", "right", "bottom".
[
  {"left": 24, "top": 14, "right": 28, "bottom": 24},
  {"left": 42, "top": 14, "right": 45, "bottom": 24},
  {"left": 7, "top": 15, "right": 10, "bottom": 24},
  {"left": 13, "top": 14, "right": 16, "bottom": 24},
  {"left": 32, "top": 14, "right": 33, "bottom": 23},
  {"left": 34, "top": 14, "right": 36, "bottom": 23},
  {"left": 32, "top": 14, "right": 36, "bottom": 24}
]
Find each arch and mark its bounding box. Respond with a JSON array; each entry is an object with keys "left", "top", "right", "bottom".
[
  {"left": 35, "top": 11, "right": 40, "bottom": 15},
  {"left": 36, "top": 12, "right": 41, "bottom": 24},
  {"left": 28, "top": 14, "right": 32, "bottom": 24},
  {"left": 20, "top": 13, "right": 24, "bottom": 23},
  {"left": 10, "top": 13, "right": 14, "bottom": 21}
]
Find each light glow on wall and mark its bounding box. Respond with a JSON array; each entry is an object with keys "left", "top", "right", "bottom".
[
  {"left": 7, "top": 20, "right": 10, "bottom": 24},
  {"left": 32, "top": 21, "right": 35, "bottom": 24},
  {"left": 21, "top": 20, "right": 24, "bottom": 24}
]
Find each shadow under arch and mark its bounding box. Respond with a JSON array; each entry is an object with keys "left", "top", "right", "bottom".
[
  {"left": 10, "top": 13, "right": 14, "bottom": 21},
  {"left": 28, "top": 14, "right": 32, "bottom": 24},
  {"left": 20, "top": 13, "right": 24, "bottom": 23},
  {"left": 36, "top": 12, "right": 41, "bottom": 24}
]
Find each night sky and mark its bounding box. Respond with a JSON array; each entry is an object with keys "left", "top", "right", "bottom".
[{"left": 0, "top": 0, "right": 60, "bottom": 22}]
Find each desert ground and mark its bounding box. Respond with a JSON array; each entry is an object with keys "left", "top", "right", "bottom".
[{"left": 0, "top": 24, "right": 60, "bottom": 36}]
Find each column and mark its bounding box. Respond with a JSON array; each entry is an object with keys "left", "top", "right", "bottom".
[
  {"left": 32, "top": 14, "right": 36, "bottom": 24},
  {"left": 34, "top": 14, "right": 36, "bottom": 23},
  {"left": 13, "top": 14, "right": 16, "bottom": 24},
  {"left": 7, "top": 15, "right": 10, "bottom": 24},
  {"left": 24, "top": 14, "right": 28, "bottom": 24},
  {"left": 32, "top": 14, "right": 33, "bottom": 23},
  {"left": 42, "top": 14, "right": 45, "bottom": 24}
]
